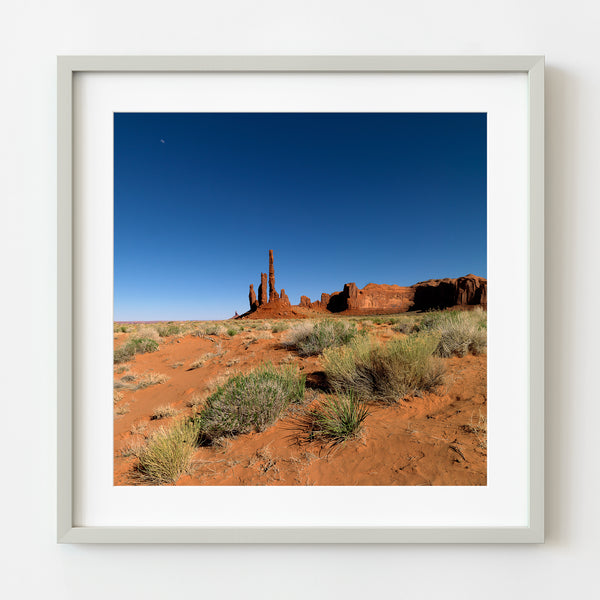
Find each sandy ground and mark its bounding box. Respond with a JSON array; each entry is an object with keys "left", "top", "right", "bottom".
[{"left": 113, "top": 320, "right": 487, "bottom": 486}]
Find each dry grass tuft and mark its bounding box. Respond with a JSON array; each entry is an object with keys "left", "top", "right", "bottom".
[
  {"left": 129, "top": 421, "right": 147, "bottom": 436},
  {"left": 135, "top": 372, "right": 169, "bottom": 389},
  {"left": 424, "top": 310, "right": 487, "bottom": 357},
  {"left": 186, "top": 393, "right": 205, "bottom": 410},
  {"left": 303, "top": 393, "right": 370, "bottom": 445},
  {"left": 151, "top": 405, "right": 180, "bottom": 420},
  {"left": 133, "top": 419, "right": 200, "bottom": 484},
  {"left": 115, "top": 403, "right": 130, "bottom": 416},
  {"left": 135, "top": 326, "right": 161, "bottom": 342},
  {"left": 322, "top": 334, "right": 445, "bottom": 402},
  {"left": 283, "top": 320, "right": 359, "bottom": 356},
  {"left": 463, "top": 410, "right": 487, "bottom": 450}
]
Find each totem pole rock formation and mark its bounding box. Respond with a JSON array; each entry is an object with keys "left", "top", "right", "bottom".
[
  {"left": 248, "top": 250, "right": 289, "bottom": 312},
  {"left": 268, "top": 249, "right": 279, "bottom": 301},
  {"left": 248, "top": 284, "right": 258, "bottom": 311},
  {"left": 258, "top": 273, "right": 268, "bottom": 306},
  {"left": 244, "top": 249, "right": 486, "bottom": 317}
]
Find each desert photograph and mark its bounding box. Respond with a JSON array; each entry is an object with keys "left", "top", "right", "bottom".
[{"left": 113, "top": 112, "right": 487, "bottom": 486}]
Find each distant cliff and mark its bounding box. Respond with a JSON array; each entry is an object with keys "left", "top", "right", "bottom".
[{"left": 242, "top": 251, "right": 486, "bottom": 318}]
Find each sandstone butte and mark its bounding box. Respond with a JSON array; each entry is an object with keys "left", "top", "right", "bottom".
[{"left": 240, "top": 250, "right": 487, "bottom": 319}]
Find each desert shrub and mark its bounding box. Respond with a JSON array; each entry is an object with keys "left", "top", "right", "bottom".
[
  {"left": 114, "top": 324, "right": 130, "bottom": 333},
  {"left": 201, "top": 323, "right": 226, "bottom": 336},
  {"left": 114, "top": 403, "right": 130, "bottom": 416},
  {"left": 271, "top": 322, "right": 289, "bottom": 333},
  {"left": 151, "top": 404, "right": 179, "bottom": 420},
  {"left": 189, "top": 356, "right": 207, "bottom": 370},
  {"left": 417, "top": 311, "right": 452, "bottom": 332},
  {"left": 156, "top": 323, "right": 182, "bottom": 337},
  {"left": 283, "top": 320, "right": 359, "bottom": 356},
  {"left": 114, "top": 337, "right": 159, "bottom": 363},
  {"left": 133, "top": 420, "right": 199, "bottom": 484},
  {"left": 197, "top": 364, "right": 306, "bottom": 440},
  {"left": 134, "top": 326, "right": 161, "bottom": 342},
  {"left": 226, "top": 327, "right": 238, "bottom": 337},
  {"left": 426, "top": 311, "right": 487, "bottom": 357},
  {"left": 322, "top": 335, "right": 445, "bottom": 401},
  {"left": 135, "top": 372, "right": 169, "bottom": 389},
  {"left": 393, "top": 321, "right": 417, "bottom": 335},
  {"left": 307, "top": 393, "right": 370, "bottom": 445}
]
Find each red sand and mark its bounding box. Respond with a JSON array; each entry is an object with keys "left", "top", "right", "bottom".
[{"left": 114, "top": 322, "right": 486, "bottom": 486}]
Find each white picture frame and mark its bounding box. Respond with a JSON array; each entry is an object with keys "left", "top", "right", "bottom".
[{"left": 58, "top": 55, "right": 544, "bottom": 543}]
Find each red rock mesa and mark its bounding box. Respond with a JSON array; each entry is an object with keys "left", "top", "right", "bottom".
[{"left": 244, "top": 250, "right": 486, "bottom": 318}]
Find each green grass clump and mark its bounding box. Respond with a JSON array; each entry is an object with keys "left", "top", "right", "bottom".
[
  {"left": 226, "top": 327, "right": 238, "bottom": 337},
  {"left": 156, "top": 323, "right": 182, "bottom": 337},
  {"left": 197, "top": 364, "right": 306, "bottom": 440},
  {"left": 133, "top": 419, "right": 199, "bottom": 484},
  {"left": 201, "top": 323, "right": 226, "bottom": 336},
  {"left": 322, "top": 334, "right": 445, "bottom": 402},
  {"left": 283, "top": 320, "right": 359, "bottom": 356},
  {"left": 308, "top": 393, "right": 370, "bottom": 445},
  {"left": 419, "top": 310, "right": 487, "bottom": 357},
  {"left": 114, "top": 337, "right": 159, "bottom": 363},
  {"left": 271, "top": 322, "right": 289, "bottom": 333}
]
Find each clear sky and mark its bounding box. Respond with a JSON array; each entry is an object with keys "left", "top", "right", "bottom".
[{"left": 114, "top": 112, "right": 486, "bottom": 320}]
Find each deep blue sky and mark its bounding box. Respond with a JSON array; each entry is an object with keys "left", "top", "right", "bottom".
[{"left": 114, "top": 113, "right": 486, "bottom": 320}]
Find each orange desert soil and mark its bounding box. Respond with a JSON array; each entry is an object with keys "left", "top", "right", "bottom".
[{"left": 113, "top": 323, "right": 487, "bottom": 486}]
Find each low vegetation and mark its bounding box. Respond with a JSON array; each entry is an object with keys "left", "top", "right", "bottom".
[
  {"left": 156, "top": 323, "right": 183, "bottom": 337},
  {"left": 392, "top": 321, "right": 417, "bottom": 335},
  {"left": 322, "top": 334, "right": 445, "bottom": 401},
  {"left": 151, "top": 404, "right": 179, "bottom": 420},
  {"left": 200, "top": 323, "right": 227, "bottom": 336},
  {"left": 136, "top": 372, "right": 169, "bottom": 389},
  {"left": 115, "top": 371, "right": 168, "bottom": 390},
  {"left": 196, "top": 364, "right": 306, "bottom": 440},
  {"left": 306, "top": 393, "right": 370, "bottom": 445},
  {"left": 114, "top": 337, "right": 159, "bottom": 363},
  {"left": 135, "top": 326, "right": 161, "bottom": 342},
  {"left": 463, "top": 409, "right": 487, "bottom": 450},
  {"left": 133, "top": 419, "right": 200, "bottom": 484},
  {"left": 420, "top": 309, "right": 487, "bottom": 357},
  {"left": 283, "top": 319, "right": 359, "bottom": 356}
]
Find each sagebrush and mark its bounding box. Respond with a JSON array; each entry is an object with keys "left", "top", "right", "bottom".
[{"left": 197, "top": 364, "right": 306, "bottom": 440}]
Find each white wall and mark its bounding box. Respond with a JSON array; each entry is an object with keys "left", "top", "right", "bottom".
[{"left": 1, "top": 1, "right": 598, "bottom": 598}]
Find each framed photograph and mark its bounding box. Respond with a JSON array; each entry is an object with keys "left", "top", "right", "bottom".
[{"left": 58, "top": 55, "right": 544, "bottom": 543}]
